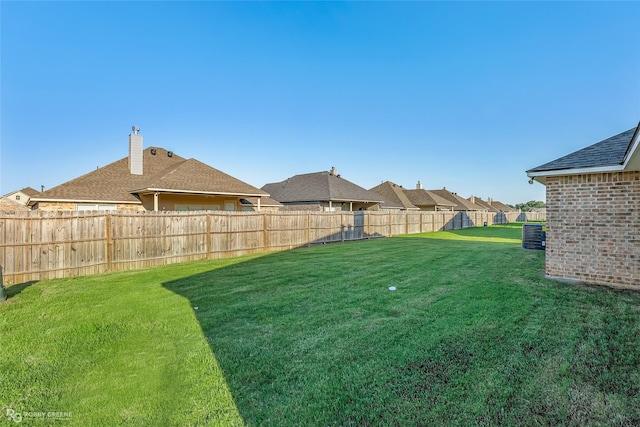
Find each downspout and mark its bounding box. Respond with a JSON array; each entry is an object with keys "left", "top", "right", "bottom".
[{"left": 153, "top": 192, "right": 159, "bottom": 212}]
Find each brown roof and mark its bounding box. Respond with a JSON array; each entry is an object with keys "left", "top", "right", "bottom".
[
  {"left": 369, "top": 181, "right": 418, "bottom": 210},
  {"left": 262, "top": 171, "right": 384, "bottom": 204},
  {"left": 428, "top": 189, "right": 486, "bottom": 211},
  {"left": 31, "top": 147, "right": 268, "bottom": 204},
  {"left": 468, "top": 197, "right": 499, "bottom": 212},
  {"left": 488, "top": 200, "right": 515, "bottom": 212},
  {"left": 403, "top": 189, "right": 456, "bottom": 208}
]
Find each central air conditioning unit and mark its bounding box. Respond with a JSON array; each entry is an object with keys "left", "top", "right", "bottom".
[{"left": 522, "top": 223, "right": 546, "bottom": 250}]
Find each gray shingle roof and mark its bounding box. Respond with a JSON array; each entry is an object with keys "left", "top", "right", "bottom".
[
  {"left": 262, "top": 171, "right": 384, "bottom": 204},
  {"left": 527, "top": 127, "right": 637, "bottom": 173}
]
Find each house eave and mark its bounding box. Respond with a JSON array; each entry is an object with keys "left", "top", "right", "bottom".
[
  {"left": 131, "top": 188, "right": 270, "bottom": 198},
  {"left": 527, "top": 164, "right": 627, "bottom": 185}
]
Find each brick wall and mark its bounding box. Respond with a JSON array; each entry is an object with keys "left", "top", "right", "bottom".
[{"left": 546, "top": 171, "right": 640, "bottom": 287}]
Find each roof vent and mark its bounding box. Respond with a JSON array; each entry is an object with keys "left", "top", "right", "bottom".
[
  {"left": 151, "top": 148, "right": 157, "bottom": 155},
  {"left": 167, "top": 151, "right": 173, "bottom": 158}
]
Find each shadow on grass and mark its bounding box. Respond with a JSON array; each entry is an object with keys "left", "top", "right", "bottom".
[
  {"left": 160, "top": 231, "right": 539, "bottom": 425},
  {"left": 4, "top": 281, "right": 38, "bottom": 299}
]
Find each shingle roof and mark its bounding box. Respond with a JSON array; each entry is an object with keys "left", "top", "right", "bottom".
[
  {"left": 33, "top": 147, "right": 267, "bottom": 204},
  {"left": 489, "top": 200, "right": 515, "bottom": 212},
  {"left": 1, "top": 187, "right": 40, "bottom": 198},
  {"left": 429, "top": 189, "right": 486, "bottom": 211},
  {"left": 468, "top": 197, "right": 499, "bottom": 212},
  {"left": 132, "top": 157, "right": 268, "bottom": 196},
  {"left": 527, "top": 126, "right": 637, "bottom": 173},
  {"left": 403, "top": 189, "right": 456, "bottom": 208},
  {"left": 262, "top": 171, "right": 384, "bottom": 204},
  {"left": 369, "top": 181, "right": 418, "bottom": 210}
]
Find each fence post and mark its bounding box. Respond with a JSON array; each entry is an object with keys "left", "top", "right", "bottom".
[
  {"left": 263, "top": 213, "right": 269, "bottom": 250},
  {"left": 106, "top": 213, "right": 113, "bottom": 272},
  {"left": 206, "top": 212, "right": 212, "bottom": 258},
  {"left": 405, "top": 211, "right": 409, "bottom": 235},
  {"left": 0, "top": 265, "right": 5, "bottom": 302}
]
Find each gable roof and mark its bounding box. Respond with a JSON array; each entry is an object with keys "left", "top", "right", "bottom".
[
  {"left": 130, "top": 157, "right": 268, "bottom": 197},
  {"left": 262, "top": 171, "right": 384, "bottom": 204},
  {"left": 369, "top": 181, "right": 418, "bottom": 210},
  {"left": 403, "top": 189, "right": 456, "bottom": 208},
  {"left": 468, "top": 197, "right": 499, "bottom": 212},
  {"left": 527, "top": 122, "right": 640, "bottom": 184},
  {"left": 30, "top": 147, "right": 267, "bottom": 205},
  {"left": 428, "top": 189, "right": 486, "bottom": 211},
  {"left": 1, "top": 187, "right": 39, "bottom": 199},
  {"left": 489, "top": 200, "right": 515, "bottom": 212}
]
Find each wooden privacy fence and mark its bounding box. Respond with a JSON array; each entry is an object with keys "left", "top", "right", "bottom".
[{"left": 0, "top": 210, "right": 545, "bottom": 285}]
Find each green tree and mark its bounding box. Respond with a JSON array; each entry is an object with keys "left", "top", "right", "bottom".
[{"left": 515, "top": 200, "right": 545, "bottom": 211}]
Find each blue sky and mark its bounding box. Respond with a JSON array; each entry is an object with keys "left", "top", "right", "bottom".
[{"left": 1, "top": 1, "right": 639, "bottom": 205}]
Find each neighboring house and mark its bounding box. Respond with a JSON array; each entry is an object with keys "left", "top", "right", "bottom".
[
  {"left": 262, "top": 167, "right": 384, "bottom": 211},
  {"left": 527, "top": 122, "right": 640, "bottom": 287},
  {"left": 368, "top": 181, "right": 419, "bottom": 210},
  {"left": 0, "top": 187, "right": 39, "bottom": 211},
  {"left": 239, "top": 196, "right": 283, "bottom": 212},
  {"left": 469, "top": 196, "right": 515, "bottom": 213},
  {"left": 468, "top": 196, "right": 499, "bottom": 212},
  {"left": 28, "top": 128, "right": 269, "bottom": 212},
  {"left": 427, "top": 187, "right": 487, "bottom": 211},
  {"left": 401, "top": 182, "right": 456, "bottom": 211}
]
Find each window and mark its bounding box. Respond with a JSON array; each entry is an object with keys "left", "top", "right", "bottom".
[{"left": 15, "top": 195, "right": 21, "bottom": 201}]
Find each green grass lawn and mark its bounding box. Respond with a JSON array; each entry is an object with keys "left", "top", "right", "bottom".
[{"left": 2, "top": 224, "right": 639, "bottom": 426}]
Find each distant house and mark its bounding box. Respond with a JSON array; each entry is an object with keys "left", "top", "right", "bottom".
[
  {"left": 28, "top": 128, "right": 269, "bottom": 212},
  {"left": 0, "top": 187, "right": 39, "bottom": 212},
  {"left": 368, "top": 181, "right": 419, "bottom": 210},
  {"left": 527, "top": 122, "right": 640, "bottom": 287},
  {"left": 400, "top": 182, "right": 457, "bottom": 211},
  {"left": 468, "top": 196, "right": 499, "bottom": 212},
  {"left": 468, "top": 196, "right": 515, "bottom": 213},
  {"left": 262, "top": 167, "right": 384, "bottom": 211},
  {"left": 426, "top": 187, "right": 487, "bottom": 211}
]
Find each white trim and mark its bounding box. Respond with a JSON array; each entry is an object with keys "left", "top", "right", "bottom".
[
  {"left": 130, "top": 187, "right": 269, "bottom": 197},
  {"left": 527, "top": 164, "right": 625, "bottom": 179}
]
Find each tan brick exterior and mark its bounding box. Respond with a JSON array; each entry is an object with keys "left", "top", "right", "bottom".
[
  {"left": 34, "top": 202, "right": 145, "bottom": 212},
  {"left": 545, "top": 171, "right": 640, "bottom": 287}
]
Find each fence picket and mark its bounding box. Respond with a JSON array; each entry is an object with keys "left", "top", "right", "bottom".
[{"left": 0, "top": 210, "right": 545, "bottom": 285}]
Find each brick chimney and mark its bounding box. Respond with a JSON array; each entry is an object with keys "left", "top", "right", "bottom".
[
  {"left": 416, "top": 180, "right": 422, "bottom": 190},
  {"left": 129, "top": 126, "right": 143, "bottom": 175}
]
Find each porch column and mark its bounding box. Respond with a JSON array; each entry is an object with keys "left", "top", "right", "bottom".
[{"left": 153, "top": 192, "right": 159, "bottom": 212}]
